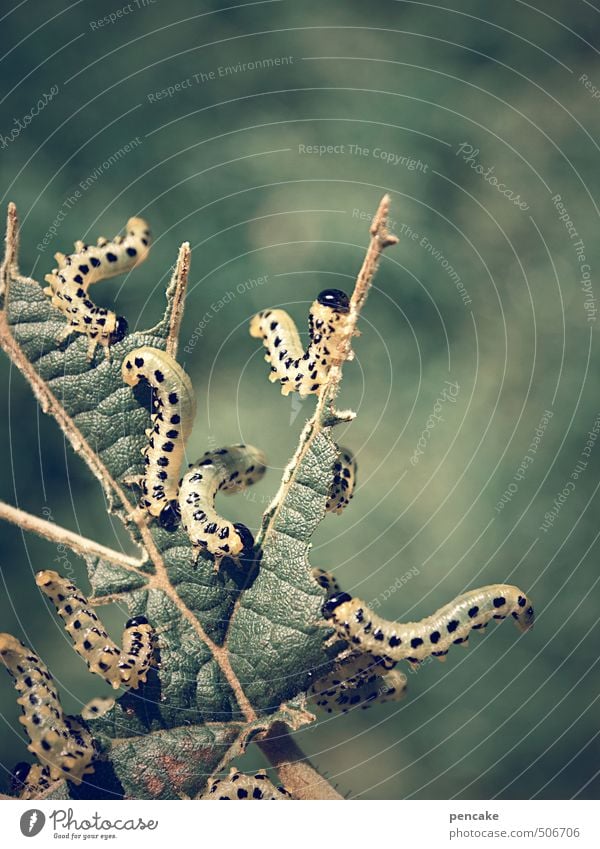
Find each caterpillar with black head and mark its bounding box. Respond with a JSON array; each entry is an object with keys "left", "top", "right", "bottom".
[
  {"left": 122, "top": 346, "right": 196, "bottom": 529},
  {"left": 326, "top": 446, "right": 357, "bottom": 514},
  {"left": 250, "top": 289, "right": 351, "bottom": 396},
  {"left": 323, "top": 584, "right": 534, "bottom": 667},
  {"left": 0, "top": 634, "right": 95, "bottom": 785},
  {"left": 309, "top": 653, "right": 407, "bottom": 714},
  {"left": 44, "top": 217, "right": 151, "bottom": 360},
  {"left": 36, "top": 570, "right": 154, "bottom": 690},
  {"left": 202, "top": 768, "right": 292, "bottom": 800},
  {"left": 179, "top": 444, "right": 267, "bottom": 567}
]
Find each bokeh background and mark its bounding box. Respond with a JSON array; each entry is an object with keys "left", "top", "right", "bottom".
[{"left": 1, "top": 0, "right": 599, "bottom": 800}]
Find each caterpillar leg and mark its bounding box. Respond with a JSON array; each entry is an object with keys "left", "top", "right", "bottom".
[
  {"left": 36, "top": 570, "right": 155, "bottom": 690},
  {"left": 202, "top": 768, "right": 293, "bottom": 800},
  {"left": 0, "top": 634, "right": 95, "bottom": 785}
]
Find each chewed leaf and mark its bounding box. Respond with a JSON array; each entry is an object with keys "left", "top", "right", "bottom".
[{"left": 0, "top": 215, "right": 341, "bottom": 797}]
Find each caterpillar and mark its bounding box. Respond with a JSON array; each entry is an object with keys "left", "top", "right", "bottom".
[
  {"left": 312, "top": 568, "right": 342, "bottom": 596},
  {"left": 323, "top": 584, "right": 534, "bottom": 666},
  {"left": 0, "top": 633, "right": 95, "bottom": 785},
  {"left": 326, "top": 446, "right": 357, "bottom": 514},
  {"left": 202, "top": 768, "right": 292, "bottom": 800},
  {"left": 309, "top": 654, "right": 407, "bottom": 713},
  {"left": 249, "top": 289, "right": 351, "bottom": 396},
  {"left": 179, "top": 444, "right": 267, "bottom": 566},
  {"left": 11, "top": 762, "right": 54, "bottom": 799},
  {"left": 43, "top": 217, "right": 151, "bottom": 360},
  {"left": 122, "top": 346, "right": 196, "bottom": 529},
  {"left": 36, "top": 570, "right": 154, "bottom": 690}
]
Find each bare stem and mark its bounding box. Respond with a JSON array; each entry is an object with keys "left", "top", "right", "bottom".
[
  {"left": 0, "top": 501, "right": 148, "bottom": 574},
  {"left": 0, "top": 201, "right": 19, "bottom": 300},
  {"left": 257, "top": 193, "right": 397, "bottom": 547},
  {"left": 165, "top": 241, "right": 191, "bottom": 359},
  {"left": 257, "top": 722, "right": 344, "bottom": 800}
]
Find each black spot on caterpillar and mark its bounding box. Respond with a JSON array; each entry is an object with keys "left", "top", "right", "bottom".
[
  {"left": 11, "top": 761, "right": 54, "bottom": 799},
  {"left": 249, "top": 289, "right": 351, "bottom": 396},
  {"left": 309, "top": 653, "right": 407, "bottom": 714},
  {"left": 43, "top": 217, "right": 151, "bottom": 360},
  {"left": 36, "top": 570, "right": 154, "bottom": 690},
  {"left": 326, "top": 446, "right": 357, "bottom": 514},
  {"left": 323, "top": 585, "right": 534, "bottom": 667},
  {"left": 0, "top": 633, "right": 95, "bottom": 785},
  {"left": 202, "top": 768, "right": 292, "bottom": 800},
  {"left": 122, "top": 347, "right": 196, "bottom": 525},
  {"left": 179, "top": 444, "right": 267, "bottom": 567}
]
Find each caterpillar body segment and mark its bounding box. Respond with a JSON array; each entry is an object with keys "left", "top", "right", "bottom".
[
  {"left": 121, "top": 346, "right": 196, "bottom": 526},
  {"left": 309, "top": 653, "right": 407, "bottom": 713},
  {"left": 179, "top": 444, "right": 267, "bottom": 567},
  {"left": 0, "top": 633, "right": 95, "bottom": 785},
  {"left": 326, "top": 446, "right": 357, "bottom": 514},
  {"left": 35, "top": 570, "right": 154, "bottom": 690},
  {"left": 43, "top": 217, "right": 151, "bottom": 360},
  {"left": 11, "top": 762, "right": 54, "bottom": 799},
  {"left": 202, "top": 768, "right": 292, "bottom": 800},
  {"left": 249, "top": 289, "right": 351, "bottom": 396},
  {"left": 323, "top": 584, "right": 534, "bottom": 666},
  {"left": 312, "top": 568, "right": 342, "bottom": 596}
]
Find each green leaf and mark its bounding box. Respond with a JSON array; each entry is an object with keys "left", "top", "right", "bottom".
[{"left": 3, "top": 266, "right": 337, "bottom": 798}]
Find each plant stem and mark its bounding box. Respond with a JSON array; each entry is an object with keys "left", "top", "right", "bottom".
[
  {"left": 165, "top": 241, "right": 191, "bottom": 359},
  {"left": 257, "top": 722, "right": 344, "bottom": 800},
  {"left": 0, "top": 500, "right": 148, "bottom": 574}
]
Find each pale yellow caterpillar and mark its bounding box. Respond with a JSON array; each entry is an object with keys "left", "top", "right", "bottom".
[
  {"left": 43, "top": 217, "right": 151, "bottom": 360},
  {"left": 309, "top": 653, "right": 407, "bottom": 714},
  {"left": 179, "top": 444, "right": 267, "bottom": 567},
  {"left": 323, "top": 585, "right": 534, "bottom": 666},
  {"left": 122, "top": 346, "right": 196, "bottom": 529},
  {"left": 36, "top": 570, "right": 154, "bottom": 690},
  {"left": 249, "top": 289, "right": 350, "bottom": 396},
  {"left": 326, "top": 447, "right": 357, "bottom": 514},
  {"left": 0, "top": 633, "right": 95, "bottom": 785},
  {"left": 202, "top": 768, "right": 293, "bottom": 800}
]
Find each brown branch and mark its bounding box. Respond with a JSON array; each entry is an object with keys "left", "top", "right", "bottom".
[
  {"left": 0, "top": 501, "right": 148, "bottom": 574},
  {"left": 0, "top": 201, "right": 19, "bottom": 299},
  {"left": 257, "top": 722, "right": 344, "bottom": 800},
  {"left": 165, "top": 241, "right": 191, "bottom": 359}
]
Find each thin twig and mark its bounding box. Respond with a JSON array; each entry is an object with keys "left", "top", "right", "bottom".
[
  {"left": 0, "top": 201, "right": 18, "bottom": 299},
  {"left": 165, "top": 241, "right": 191, "bottom": 359},
  {"left": 257, "top": 193, "right": 397, "bottom": 548},
  {"left": 257, "top": 722, "right": 344, "bottom": 800},
  {"left": 0, "top": 501, "right": 148, "bottom": 574}
]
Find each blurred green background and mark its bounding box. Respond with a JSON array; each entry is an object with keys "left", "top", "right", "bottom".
[{"left": 1, "top": 0, "right": 599, "bottom": 799}]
